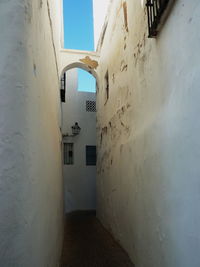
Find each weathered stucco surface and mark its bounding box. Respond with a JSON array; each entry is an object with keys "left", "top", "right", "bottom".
[
  {"left": 96, "top": 0, "right": 200, "bottom": 266},
  {"left": 0, "top": 0, "right": 63, "bottom": 266}
]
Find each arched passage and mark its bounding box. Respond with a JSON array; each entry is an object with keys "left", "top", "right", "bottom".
[
  {"left": 60, "top": 62, "right": 99, "bottom": 102},
  {"left": 60, "top": 61, "right": 97, "bottom": 213},
  {"left": 59, "top": 49, "right": 100, "bottom": 88},
  {"left": 61, "top": 62, "right": 98, "bottom": 81}
]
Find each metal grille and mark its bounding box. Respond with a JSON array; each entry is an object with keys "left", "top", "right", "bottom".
[
  {"left": 86, "top": 101, "right": 96, "bottom": 112},
  {"left": 64, "top": 143, "right": 74, "bottom": 165},
  {"left": 146, "top": 0, "right": 170, "bottom": 38},
  {"left": 86, "top": 146, "right": 96, "bottom": 166}
]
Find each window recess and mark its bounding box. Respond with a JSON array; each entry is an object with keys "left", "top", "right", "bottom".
[
  {"left": 60, "top": 73, "right": 66, "bottom": 102},
  {"left": 64, "top": 143, "right": 74, "bottom": 165},
  {"left": 86, "top": 146, "right": 96, "bottom": 166},
  {"left": 146, "top": 0, "right": 171, "bottom": 38}
]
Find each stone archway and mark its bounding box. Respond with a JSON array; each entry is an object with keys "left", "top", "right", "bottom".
[{"left": 59, "top": 49, "right": 100, "bottom": 84}]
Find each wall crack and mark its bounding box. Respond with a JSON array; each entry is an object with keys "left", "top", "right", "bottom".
[{"left": 46, "top": 0, "right": 59, "bottom": 80}]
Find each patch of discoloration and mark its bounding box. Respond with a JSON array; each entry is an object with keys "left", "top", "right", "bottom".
[
  {"left": 98, "top": 102, "right": 132, "bottom": 151},
  {"left": 126, "top": 103, "right": 131, "bottom": 109},
  {"left": 80, "top": 56, "right": 99, "bottom": 69},
  {"left": 39, "top": 0, "right": 43, "bottom": 8},
  {"left": 124, "top": 36, "right": 127, "bottom": 50},
  {"left": 120, "top": 120, "right": 130, "bottom": 134},
  {"left": 102, "top": 126, "right": 108, "bottom": 135},
  {"left": 111, "top": 158, "right": 113, "bottom": 165},
  {"left": 25, "top": 2, "right": 32, "bottom": 23},
  {"left": 133, "top": 33, "right": 147, "bottom": 67},
  {"left": 100, "top": 149, "right": 112, "bottom": 172},
  {"left": 100, "top": 22, "right": 108, "bottom": 48},
  {"left": 188, "top": 17, "right": 192, "bottom": 23},
  {"left": 123, "top": 2, "right": 129, "bottom": 32},
  {"left": 100, "top": 126, "right": 108, "bottom": 146},
  {"left": 33, "top": 63, "right": 37, "bottom": 76},
  {"left": 120, "top": 60, "right": 128, "bottom": 72},
  {"left": 100, "top": 132, "right": 103, "bottom": 145},
  {"left": 112, "top": 74, "right": 115, "bottom": 83}
]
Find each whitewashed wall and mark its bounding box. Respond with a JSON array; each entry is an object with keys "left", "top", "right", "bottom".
[
  {"left": 95, "top": 0, "right": 200, "bottom": 267},
  {"left": 62, "top": 69, "right": 96, "bottom": 213},
  {"left": 93, "top": 0, "right": 110, "bottom": 49},
  {"left": 0, "top": 0, "right": 64, "bottom": 266}
]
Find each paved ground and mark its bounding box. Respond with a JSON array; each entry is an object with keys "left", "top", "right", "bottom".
[{"left": 60, "top": 211, "right": 135, "bottom": 267}]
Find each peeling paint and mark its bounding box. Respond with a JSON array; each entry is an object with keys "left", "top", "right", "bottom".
[
  {"left": 123, "top": 2, "right": 129, "bottom": 32},
  {"left": 102, "top": 126, "right": 108, "bottom": 135},
  {"left": 112, "top": 73, "right": 115, "bottom": 83},
  {"left": 120, "top": 60, "right": 128, "bottom": 72},
  {"left": 80, "top": 56, "right": 99, "bottom": 69},
  {"left": 39, "top": 0, "right": 43, "bottom": 8},
  {"left": 25, "top": 2, "right": 32, "bottom": 23},
  {"left": 33, "top": 63, "right": 37, "bottom": 76},
  {"left": 100, "top": 22, "right": 108, "bottom": 48}
]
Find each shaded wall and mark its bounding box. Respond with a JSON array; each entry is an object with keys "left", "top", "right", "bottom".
[
  {"left": 95, "top": 0, "right": 200, "bottom": 266},
  {"left": 0, "top": 0, "right": 64, "bottom": 266}
]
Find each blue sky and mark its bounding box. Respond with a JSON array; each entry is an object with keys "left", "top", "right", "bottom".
[{"left": 63, "top": 0, "right": 96, "bottom": 92}]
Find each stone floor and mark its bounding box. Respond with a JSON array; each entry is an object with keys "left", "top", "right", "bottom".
[{"left": 60, "top": 211, "right": 135, "bottom": 267}]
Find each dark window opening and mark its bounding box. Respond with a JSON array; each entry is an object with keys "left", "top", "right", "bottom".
[
  {"left": 104, "top": 70, "right": 109, "bottom": 104},
  {"left": 64, "top": 143, "right": 74, "bottom": 165},
  {"left": 60, "top": 73, "right": 66, "bottom": 102},
  {"left": 86, "top": 146, "right": 96, "bottom": 166},
  {"left": 146, "top": 0, "right": 170, "bottom": 38}
]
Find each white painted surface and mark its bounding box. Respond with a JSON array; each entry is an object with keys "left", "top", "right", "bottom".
[
  {"left": 93, "top": 0, "right": 110, "bottom": 49},
  {"left": 0, "top": 1, "right": 64, "bottom": 266},
  {"left": 59, "top": 48, "right": 99, "bottom": 78},
  {"left": 95, "top": 0, "right": 200, "bottom": 266},
  {"left": 62, "top": 69, "right": 96, "bottom": 213}
]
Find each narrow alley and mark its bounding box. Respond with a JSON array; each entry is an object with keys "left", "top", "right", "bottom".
[
  {"left": 1, "top": 0, "right": 200, "bottom": 267},
  {"left": 60, "top": 211, "right": 134, "bottom": 267}
]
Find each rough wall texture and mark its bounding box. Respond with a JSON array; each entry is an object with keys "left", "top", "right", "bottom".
[
  {"left": 0, "top": 0, "right": 63, "bottom": 266},
  {"left": 96, "top": 0, "right": 200, "bottom": 266},
  {"left": 62, "top": 69, "right": 96, "bottom": 213}
]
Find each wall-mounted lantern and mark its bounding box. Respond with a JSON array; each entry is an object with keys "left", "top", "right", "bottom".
[
  {"left": 63, "top": 122, "right": 81, "bottom": 138},
  {"left": 71, "top": 122, "right": 81, "bottom": 136}
]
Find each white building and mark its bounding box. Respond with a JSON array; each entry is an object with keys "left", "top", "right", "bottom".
[
  {"left": 61, "top": 69, "right": 96, "bottom": 213},
  {"left": 1, "top": 0, "right": 200, "bottom": 266}
]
